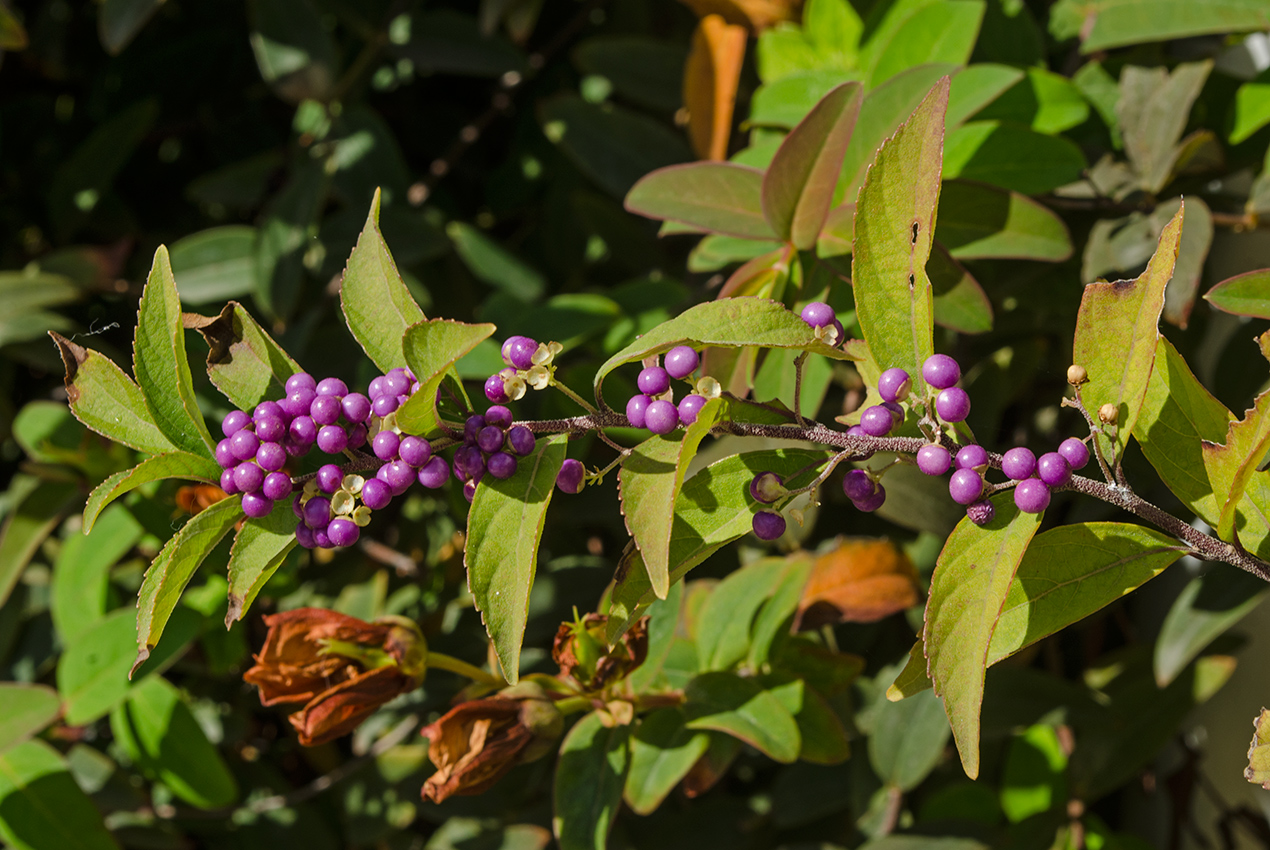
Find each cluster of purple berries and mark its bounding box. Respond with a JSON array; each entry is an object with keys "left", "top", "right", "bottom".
[
  {"left": 449, "top": 406, "right": 537, "bottom": 502},
  {"left": 625, "top": 346, "right": 708, "bottom": 435}
]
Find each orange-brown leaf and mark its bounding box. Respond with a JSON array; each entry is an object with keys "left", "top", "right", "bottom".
[
  {"left": 678, "top": 0, "right": 799, "bottom": 33},
  {"left": 795, "top": 537, "right": 919, "bottom": 628},
  {"left": 684, "top": 15, "right": 747, "bottom": 161}
]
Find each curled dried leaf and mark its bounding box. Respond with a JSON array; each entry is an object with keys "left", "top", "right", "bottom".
[{"left": 794, "top": 537, "right": 919, "bottom": 629}]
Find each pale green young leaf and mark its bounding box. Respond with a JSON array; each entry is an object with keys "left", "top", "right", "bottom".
[
  {"left": 683, "top": 672, "right": 800, "bottom": 763},
  {"left": 935, "top": 180, "right": 1073, "bottom": 261},
  {"left": 168, "top": 225, "right": 257, "bottom": 305},
  {"left": 695, "top": 555, "right": 799, "bottom": 672},
  {"left": 188, "top": 301, "right": 300, "bottom": 411},
  {"left": 396, "top": 319, "right": 496, "bottom": 437},
  {"left": 0, "top": 479, "right": 78, "bottom": 610},
  {"left": 623, "top": 709, "right": 709, "bottom": 815},
  {"left": 1155, "top": 566, "right": 1268, "bottom": 688},
  {"left": 870, "top": 686, "right": 951, "bottom": 790},
  {"left": 83, "top": 452, "right": 222, "bottom": 534},
  {"left": 886, "top": 640, "right": 933, "bottom": 701},
  {"left": 1205, "top": 269, "right": 1270, "bottom": 319},
  {"left": 626, "top": 162, "right": 774, "bottom": 239},
  {"left": 0, "top": 685, "right": 61, "bottom": 756},
  {"left": 52, "top": 505, "right": 143, "bottom": 645},
  {"left": 1230, "top": 73, "right": 1270, "bottom": 144},
  {"left": 946, "top": 63, "right": 1024, "bottom": 128},
  {"left": 1202, "top": 334, "right": 1270, "bottom": 540},
  {"left": 553, "top": 712, "right": 630, "bottom": 850},
  {"left": 225, "top": 499, "right": 298, "bottom": 627},
  {"left": 1118, "top": 62, "right": 1212, "bottom": 194},
  {"left": 861, "top": 0, "right": 984, "bottom": 90},
  {"left": 1052, "top": 0, "right": 1270, "bottom": 53},
  {"left": 467, "top": 434, "right": 567, "bottom": 683},
  {"left": 0, "top": 739, "right": 121, "bottom": 850}
]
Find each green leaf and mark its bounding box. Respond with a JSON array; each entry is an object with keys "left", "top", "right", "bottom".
[
  {"left": 975, "top": 68, "right": 1090, "bottom": 134},
  {"left": 189, "top": 301, "right": 301, "bottom": 412},
  {"left": 1205, "top": 268, "right": 1270, "bottom": 319},
  {"left": 340, "top": 188, "right": 428, "bottom": 373},
  {"left": 1230, "top": 72, "right": 1270, "bottom": 144},
  {"left": 1072, "top": 204, "right": 1183, "bottom": 464},
  {"left": 133, "top": 247, "right": 216, "bottom": 458},
  {"left": 627, "top": 581, "right": 684, "bottom": 692},
  {"left": 58, "top": 606, "right": 201, "bottom": 726},
  {"left": 1000, "top": 724, "right": 1067, "bottom": 822},
  {"left": 683, "top": 672, "right": 801, "bottom": 763},
  {"left": 0, "top": 479, "right": 78, "bottom": 610},
  {"left": 467, "top": 434, "right": 567, "bottom": 683},
  {"left": 52, "top": 505, "right": 143, "bottom": 645},
  {"left": 623, "top": 709, "right": 709, "bottom": 815},
  {"left": 553, "top": 712, "right": 630, "bottom": 850},
  {"left": 98, "top": 0, "right": 162, "bottom": 54},
  {"left": 594, "top": 297, "right": 856, "bottom": 403},
  {"left": 1202, "top": 348, "right": 1270, "bottom": 541},
  {"left": 625, "top": 162, "right": 775, "bottom": 240},
  {"left": 391, "top": 10, "right": 526, "bottom": 78},
  {"left": 168, "top": 226, "right": 258, "bottom": 306},
  {"left": 134, "top": 497, "right": 242, "bottom": 673},
  {"left": 49, "top": 332, "right": 179, "bottom": 456},
  {"left": 870, "top": 687, "right": 951, "bottom": 790},
  {"left": 943, "top": 121, "right": 1087, "bottom": 195},
  {"left": 0, "top": 685, "right": 61, "bottom": 756},
  {"left": 946, "top": 64, "right": 1025, "bottom": 128},
  {"left": 1135, "top": 337, "right": 1232, "bottom": 525},
  {"left": 605, "top": 449, "right": 829, "bottom": 643},
  {"left": 929, "top": 245, "right": 993, "bottom": 334},
  {"left": 1158, "top": 196, "right": 1214, "bottom": 328},
  {"left": 988, "top": 523, "right": 1186, "bottom": 667},
  {"left": 1052, "top": 0, "right": 1270, "bottom": 53},
  {"left": 254, "top": 157, "right": 327, "bottom": 319},
  {"left": 618, "top": 401, "right": 723, "bottom": 600},
  {"left": 396, "top": 319, "right": 497, "bottom": 438},
  {"left": 886, "top": 641, "right": 933, "bottom": 700},
  {"left": 247, "top": 0, "right": 337, "bottom": 102},
  {"left": 935, "top": 180, "right": 1072, "bottom": 261},
  {"left": 225, "top": 499, "right": 298, "bottom": 627},
  {"left": 1154, "top": 566, "right": 1267, "bottom": 688},
  {"left": 861, "top": 1, "right": 984, "bottom": 90},
  {"left": 0, "top": 740, "right": 121, "bottom": 850},
  {"left": 83, "top": 452, "right": 221, "bottom": 535},
  {"left": 749, "top": 70, "right": 860, "bottom": 129},
  {"left": 446, "top": 222, "right": 546, "bottom": 302},
  {"left": 851, "top": 77, "right": 945, "bottom": 394},
  {"left": 573, "top": 36, "right": 686, "bottom": 112},
  {"left": 695, "top": 555, "right": 798, "bottom": 671},
  {"left": 762, "top": 674, "right": 851, "bottom": 764},
  {"left": 1118, "top": 62, "right": 1212, "bottom": 194},
  {"left": 923, "top": 492, "right": 1043, "bottom": 778},
  {"left": 1073, "top": 60, "right": 1123, "bottom": 147},
  {"left": 748, "top": 553, "right": 815, "bottom": 670},
  {"left": 763, "top": 82, "right": 863, "bottom": 249},
  {"left": 110, "top": 676, "right": 238, "bottom": 809}
]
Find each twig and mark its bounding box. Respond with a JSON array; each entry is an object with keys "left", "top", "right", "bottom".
[{"left": 358, "top": 537, "right": 419, "bottom": 576}]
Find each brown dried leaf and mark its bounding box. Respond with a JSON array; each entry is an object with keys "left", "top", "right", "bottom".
[
  {"left": 683, "top": 15, "right": 747, "bottom": 161},
  {"left": 795, "top": 537, "right": 919, "bottom": 629},
  {"left": 678, "top": 0, "right": 799, "bottom": 33}
]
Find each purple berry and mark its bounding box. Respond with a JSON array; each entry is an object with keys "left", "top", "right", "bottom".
[
  {"left": 317, "top": 425, "right": 348, "bottom": 454},
  {"left": 967, "top": 500, "right": 995, "bottom": 527},
  {"left": 752, "top": 511, "right": 787, "bottom": 540},
  {"left": 383, "top": 372, "right": 410, "bottom": 397},
  {"left": 799, "top": 302, "right": 835, "bottom": 328},
  {"left": 1001, "top": 447, "right": 1037, "bottom": 481},
  {"left": 256, "top": 441, "right": 286, "bottom": 472},
  {"left": 916, "top": 444, "right": 951, "bottom": 476},
  {"left": 1036, "top": 452, "right": 1072, "bottom": 487},
  {"left": 313, "top": 529, "right": 332, "bottom": 549},
  {"left": 664, "top": 346, "right": 699, "bottom": 379},
  {"left": 626, "top": 394, "right": 650, "bottom": 428},
  {"left": 464, "top": 415, "right": 486, "bottom": 443},
  {"left": 372, "top": 394, "right": 400, "bottom": 417},
  {"left": 678, "top": 394, "right": 707, "bottom": 425},
  {"left": 878, "top": 368, "right": 911, "bottom": 403},
  {"left": 487, "top": 452, "right": 518, "bottom": 479},
  {"left": 285, "top": 373, "right": 316, "bottom": 394},
  {"left": 362, "top": 478, "right": 392, "bottom": 510},
  {"left": 645, "top": 400, "right": 679, "bottom": 435},
  {"left": 292, "top": 493, "right": 304, "bottom": 518},
  {"left": 936, "top": 388, "right": 971, "bottom": 423},
  {"left": 463, "top": 480, "right": 478, "bottom": 503},
  {"left": 477, "top": 425, "right": 506, "bottom": 454},
  {"left": 342, "top": 393, "right": 371, "bottom": 423},
  {"left": 316, "top": 377, "right": 347, "bottom": 397},
  {"left": 1058, "top": 437, "right": 1090, "bottom": 470},
  {"left": 453, "top": 446, "right": 483, "bottom": 480},
  {"left": 501, "top": 335, "right": 538, "bottom": 370},
  {"left": 383, "top": 460, "right": 415, "bottom": 494},
  {"left": 222, "top": 410, "right": 250, "bottom": 438},
  {"left": 842, "top": 469, "right": 877, "bottom": 502},
  {"left": 507, "top": 425, "right": 534, "bottom": 456},
  {"left": 638, "top": 367, "right": 671, "bottom": 396},
  {"left": 859, "top": 405, "right": 894, "bottom": 437},
  {"left": 922, "top": 354, "right": 961, "bottom": 390},
  {"left": 955, "top": 444, "right": 988, "bottom": 471},
  {"left": 215, "top": 438, "right": 236, "bottom": 469},
  {"left": 281, "top": 388, "right": 314, "bottom": 418},
  {"left": 372, "top": 431, "right": 400, "bottom": 461},
  {"left": 289, "top": 416, "right": 316, "bottom": 446},
  {"left": 847, "top": 425, "right": 867, "bottom": 437},
  {"left": 241, "top": 493, "right": 274, "bottom": 518},
  {"left": 881, "top": 401, "right": 905, "bottom": 426},
  {"left": 399, "top": 436, "right": 431, "bottom": 468},
  {"left": 484, "top": 405, "right": 513, "bottom": 429},
  {"left": 254, "top": 400, "right": 283, "bottom": 422},
  {"left": 255, "top": 415, "right": 286, "bottom": 443},
  {"left": 949, "top": 469, "right": 983, "bottom": 505},
  {"left": 230, "top": 429, "right": 260, "bottom": 461},
  {"left": 295, "top": 522, "right": 316, "bottom": 549},
  {"left": 853, "top": 483, "right": 886, "bottom": 512},
  {"left": 1014, "top": 479, "right": 1050, "bottom": 514},
  {"left": 556, "top": 458, "right": 585, "bottom": 494},
  {"left": 262, "top": 472, "right": 292, "bottom": 501},
  {"left": 219, "top": 468, "right": 239, "bottom": 495},
  {"left": 417, "top": 456, "right": 449, "bottom": 489},
  {"left": 750, "top": 472, "right": 784, "bottom": 503},
  {"left": 327, "top": 518, "right": 359, "bottom": 548},
  {"left": 310, "top": 395, "right": 342, "bottom": 426},
  {"left": 484, "top": 374, "right": 510, "bottom": 404},
  {"left": 317, "top": 464, "right": 343, "bottom": 494},
  {"left": 368, "top": 376, "right": 389, "bottom": 399},
  {"left": 829, "top": 319, "right": 846, "bottom": 346},
  {"left": 302, "top": 497, "right": 331, "bottom": 528},
  {"left": 348, "top": 424, "right": 368, "bottom": 449}
]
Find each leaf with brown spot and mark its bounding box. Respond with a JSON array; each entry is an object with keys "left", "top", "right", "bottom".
[
  {"left": 186, "top": 301, "right": 300, "bottom": 411},
  {"left": 795, "top": 537, "right": 919, "bottom": 629},
  {"left": 683, "top": 15, "right": 747, "bottom": 161}
]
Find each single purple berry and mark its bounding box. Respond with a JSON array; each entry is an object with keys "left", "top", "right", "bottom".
[
  {"left": 230, "top": 461, "right": 263, "bottom": 496},
  {"left": 254, "top": 400, "right": 283, "bottom": 422},
  {"left": 219, "top": 468, "right": 239, "bottom": 495},
  {"left": 454, "top": 446, "right": 484, "bottom": 480},
  {"left": 1058, "top": 437, "right": 1090, "bottom": 470},
  {"left": 383, "top": 460, "right": 415, "bottom": 495},
  {"left": 955, "top": 444, "right": 988, "bottom": 471},
  {"left": 484, "top": 405, "right": 513, "bottom": 429},
  {"left": 556, "top": 458, "right": 585, "bottom": 494},
  {"left": 372, "top": 394, "right": 399, "bottom": 417},
  {"left": 418, "top": 456, "right": 449, "bottom": 489},
  {"left": 477, "top": 425, "right": 505, "bottom": 454},
  {"left": 916, "top": 445, "right": 951, "bottom": 476},
  {"left": 842, "top": 469, "right": 877, "bottom": 502},
  {"left": 1014, "top": 479, "right": 1051, "bottom": 514},
  {"left": 638, "top": 366, "right": 671, "bottom": 396},
  {"left": 752, "top": 511, "right": 787, "bottom": 540},
  {"left": 316, "top": 464, "right": 343, "bottom": 493},
  {"left": 487, "top": 452, "right": 518, "bottom": 479},
  {"left": 316, "top": 377, "right": 348, "bottom": 397},
  {"left": 302, "top": 497, "right": 331, "bottom": 529},
  {"left": 289, "top": 416, "right": 316, "bottom": 446},
  {"left": 285, "top": 373, "right": 316, "bottom": 394},
  {"left": 949, "top": 469, "right": 984, "bottom": 505},
  {"left": 383, "top": 372, "right": 410, "bottom": 397},
  {"left": 313, "top": 529, "right": 332, "bottom": 549},
  {"left": 626, "top": 394, "right": 650, "bottom": 428},
  {"left": 342, "top": 393, "right": 371, "bottom": 423},
  {"left": 215, "top": 438, "right": 236, "bottom": 469},
  {"left": 847, "top": 425, "right": 867, "bottom": 437},
  {"left": 645, "top": 400, "right": 679, "bottom": 435},
  {"left": 800, "top": 302, "right": 835, "bottom": 328},
  {"left": 295, "top": 522, "right": 316, "bottom": 549},
  {"left": 878, "top": 368, "right": 912, "bottom": 404},
  {"left": 936, "top": 388, "right": 971, "bottom": 423},
  {"left": 256, "top": 441, "right": 286, "bottom": 472},
  {"left": 362, "top": 478, "right": 392, "bottom": 510},
  {"left": 368, "top": 376, "right": 388, "bottom": 399},
  {"left": 222, "top": 410, "right": 250, "bottom": 438},
  {"left": 853, "top": 483, "right": 886, "bottom": 512},
  {"left": 464, "top": 415, "right": 486, "bottom": 444},
  {"left": 463, "top": 480, "right": 478, "bottom": 503},
  {"left": 966, "top": 499, "right": 995, "bottom": 527},
  {"left": 255, "top": 415, "right": 286, "bottom": 443},
  {"left": 678, "top": 394, "right": 707, "bottom": 425},
  {"left": 1037, "top": 452, "right": 1072, "bottom": 487},
  {"left": 501, "top": 335, "right": 538, "bottom": 370},
  {"left": 750, "top": 472, "right": 785, "bottom": 504},
  {"left": 310, "top": 395, "right": 342, "bottom": 426},
  {"left": 665, "top": 346, "right": 699, "bottom": 379},
  {"left": 922, "top": 354, "right": 961, "bottom": 390},
  {"left": 348, "top": 423, "right": 367, "bottom": 449},
  {"left": 262, "top": 472, "right": 292, "bottom": 501},
  {"left": 507, "top": 425, "right": 534, "bottom": 456},
  {"left": 399, "top": 436, "right": 431, "bottom": 468},
  {"left": 484, "top": 374, "right": 510, "bottom": 404},
  {"left": 317, "top": 425, "right": 348, "bottom": 454},
  {"left": 281, "top": 388, "right": 315, "bottom": 418},
  {"left": 241, "top": 493, "right": 274, "bottom": 519},
  {"left": 292, "top": 493, "right": 304, "bottom": 518},
  {"left": 327, "top": 518, "right": 359, "bottom": 548},
  {"left": 230, "top": 429, "right": 260, "bottom": 461},
  {"left": 1001, "top": 447, "right": 1037, "bottom": 481},
  {"left": 372, "top": 430, "right": 400, "bottom": 461},
  {"left": 859, "top": 405, "right": 894, "bottom": 437}
]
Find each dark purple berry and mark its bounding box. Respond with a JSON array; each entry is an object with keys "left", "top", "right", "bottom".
[
  {"left": 626, "top": 394, "right": 650, "bottom": 428},
  {"left": 501, "top": 335, "right": 537, "bottom": 370},
  {"left": 230, "top": 429, "right": 260, "bottom": 461},
  {"left": 487, "top": 452, "right": 518, "bottom": 479},
  {"left": 317, "top": 464, "right": 343, "bottom": 493},
  {"left": 967, "top": 500, "right": 995, "bottom": 527},
  {"left": 949, "top": 469, "right": 983, "bottom": 505},
  {"left": 256, "top": 441, "right": 286, "bottom": 472},
  {"left": 383, "top": 372, "right": 410, "bottom": 397},
  {"left": 362, "top": 478, "right": 392, "bottom": 509},
  {"left": 484, "top": 374, "right": 510, "bottom": 404},
  {"left": 752, "top": 511, "right": 786, "bottom": 540},
  {"left": 215, "top": 438, "right": 236, "bottom": 468},
  {"left": 842, "top": 469, "right": 877, "bottom": 502},
  {"left": 313, "top": 529, "right": 332, "bottom": 549},
  {"left": 664, "top": 346, "right": 699, "bottom": 379},
  {"left": 310, "top": 395, "right": 342, "bottom": 426},
  {"left": 916, "top": 444, "right": 951, "bottom": 476},
  {"left": 463, "top": 480, "right": 478, "bottom": 503},
  {"left": 1014, "top": 479, "right": 1050, "bottom": 514},
  {"left": 262, "top": 472, "right": 292, "bottom": 501},
  {"left": 638, "top": 366, "right": 671, "bottom": 396},
  {"left": 233, "top": 461, "right": 264, "bottom": 493},
  {"left": 292, "top": 493, "right": 304, "bottom": 518},
  {"left": 1036, "top": 452, "right": 1071, "bottom": 487},
  {"left": 922, "top": 354, "right": 961, "bottom": 390},
  {"left": 289, "top": 416, "right": 316, "bottom": 446},
  {"left": 556, "top": 459, "right": 585, "bottom": 494},
  {"left": 464, "top": 415, "right": 486, "bottom": 443},
  {"left": 372, "top": 394, "right": 399, "bottom": 417},
  {"left": 281, "top": 388, "right": 314, "bottom": 418},
  {"left": 342, "top": 393, "right": 371, "bottom": 423},
  {"left": 315, "top": 425, "right": 346, "bottom": 454},
  {"left": 383, "top": 460, "right": 415, "bottom": 494},
  {"left": 750, "top": 472, "right": 784, "bottom": 503},
  {"left": 255, "top": 416, "right": 286, "bottom": 443},
  {"left": 1001, "top": 447, "right": 1036, "bottom": 481},
  {"left": 859, "top": 405, "right": 894, "bottom": 437},
  {"left": 302, "top": 497, "right": 330, "bottom": 528},
  {"left": 853, "top": 483, "right": 886, "bottom": 512},
  {"left": 222, "top": 410, "right": 250, "bottom": 438},
  {"left": 799, "top": 302, "right": 835, "bottom": 328},
  {"left": 484, "top": 405, "right": 513, "bottom": 429},
  {"left": 348, "top": 424, "right": 368, "bottom": 449},
  {"left": 295, "top": 522, "right": 316, "bottom": 549},
  {"left": 645, "top": 400, "right": 679, "bottom": 435},
  {"left": 847, "top": 425, "right": 866, "bottom": 437},
  {"left": 241, "top": 493, "right": 274, "bottom": 518},
  {"left": 477, "top": 425, "right": 505, "bottom": 454},
  {"left": 327, "top": 518, "right": 359, "bottom": 548},
  {"left": 219, "top": 468, "right": 239, "bottom": 495},
  {"left": 454, "top": 446, "right": 485, "bottom": 480},
  {"left": 678, "top": 394, "right": 707, "bottom": 425},
  {"left": 372, "top": 431, "right": 400, "bottom": 461},
  {"left": 1058, "top": 437, "right": 1090, "bottom": 470},
  {"left": 936, "top": 388, "right": 971, "bottom": 423},
  {"left": 878, "top": 368, "right": 911, "bottom": 403},
  {"left": 507, "top": 425, "right": 534, "bottom": 456},
  {"left": 316, "top": 377, "right": 347, "bottom": 397},
  {"left": 955, "top": 444, "right": 988, "bottom": 471},
  {"left": 285, "top": 373, "right": 316, "bottom": 394},
  {"left": 399, "top": 436, "right": 431, "bottom": 468},
  {"left": 417, "top": 456, "right": 449, "bottom": 489}
]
